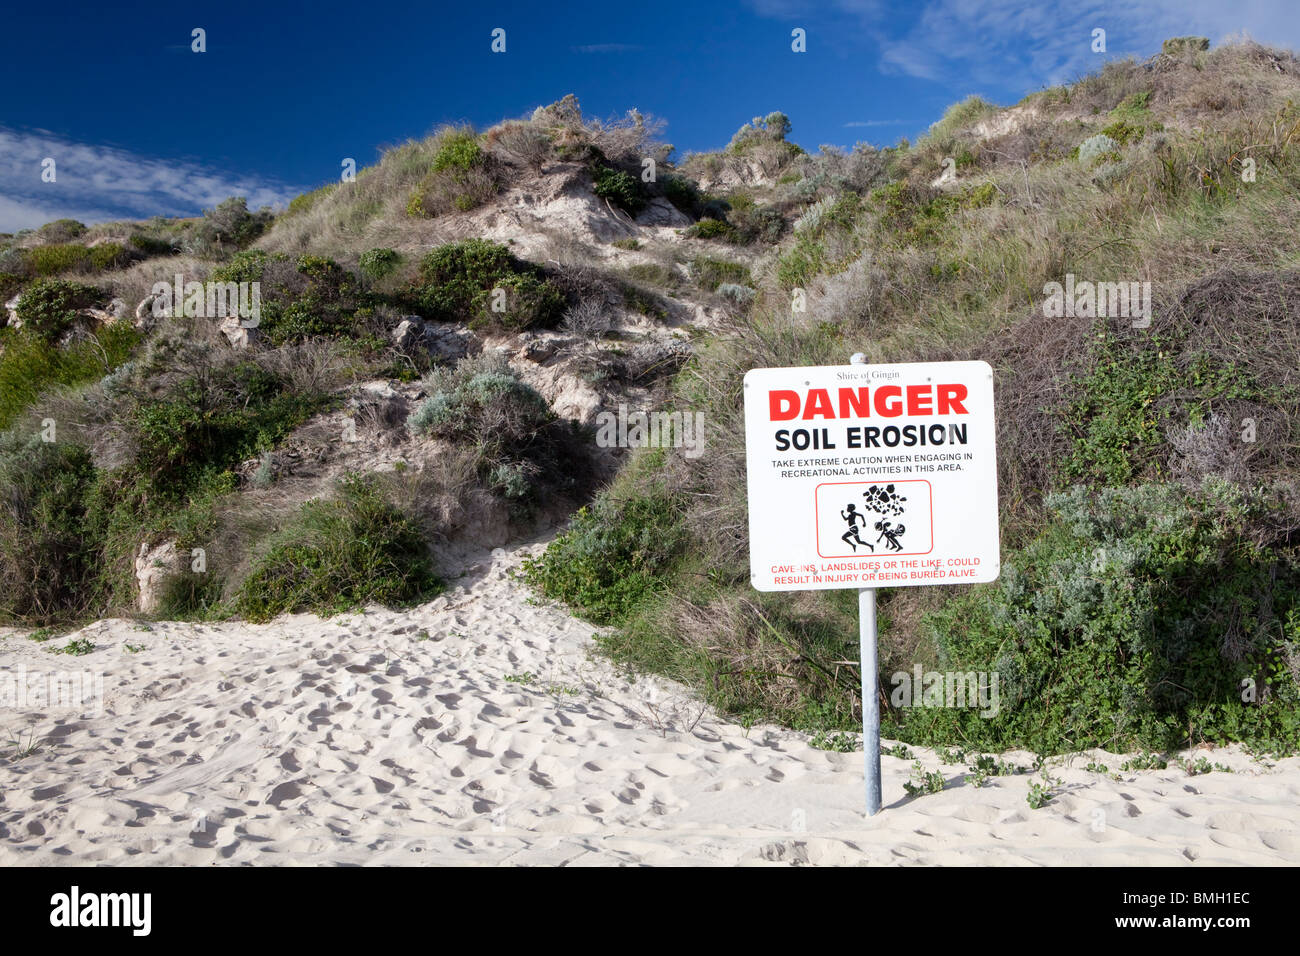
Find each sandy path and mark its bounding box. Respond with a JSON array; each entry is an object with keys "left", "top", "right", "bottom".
[{"left": 1, "top": 542, "right": 1298, "bottom": 866}]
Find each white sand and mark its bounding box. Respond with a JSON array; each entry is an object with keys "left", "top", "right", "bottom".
[{"left": 2, "top": 541, "right": 1298, "bottom": 866}]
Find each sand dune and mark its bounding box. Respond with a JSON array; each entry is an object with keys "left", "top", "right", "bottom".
[{"left": 1, "top": 542, "right": 1297, "bottom": 866}]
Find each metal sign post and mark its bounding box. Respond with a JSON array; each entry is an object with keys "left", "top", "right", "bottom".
[
  {"left": 850, "top": 356, "right": 882, "bottom": 817},
  {"left": 860, "top": 585, "right": 882, "bottom": 815}
]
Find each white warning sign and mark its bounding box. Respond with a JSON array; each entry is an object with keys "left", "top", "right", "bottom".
[{"left": 744, "top": 360, "right": 1000, "bottom": 591}]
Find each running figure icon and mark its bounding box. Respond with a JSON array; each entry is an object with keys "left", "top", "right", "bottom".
[{"left": 841, "top": 503, "right": 874, "bottom": 552}]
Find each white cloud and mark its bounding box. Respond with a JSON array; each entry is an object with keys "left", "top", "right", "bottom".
[
  {"left": 0, "top": 127, "right": 302, "bottom": 233},
  {"left": 749, "top": 0, "right": 1300, "bottom": 93},
  {"left": 877, "top": 0, "right": 1300, "bottom": 90}
]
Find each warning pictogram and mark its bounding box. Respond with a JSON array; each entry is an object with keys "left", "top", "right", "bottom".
[{"left": 816, "top": 480, "right": 933, "bottom": 558}]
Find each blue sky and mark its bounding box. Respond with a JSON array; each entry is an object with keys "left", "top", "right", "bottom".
[{"left": 2, "top": 0, "right": 1298, "bottom": 232}]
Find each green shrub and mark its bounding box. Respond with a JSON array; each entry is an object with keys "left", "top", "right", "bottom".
[
  {"left": 1162, "top": 37, "right": 1209, "bottom": 56},
  {"left": 233, "top": 476, "right": 442, "bottom": 622},
  {"left": 0, "top": 272, "right": 23, "bottom": 301},
  {"left": 1110, "top": 90, "right": 1152, "bottom": 120},
  {"left": 868, "top": 181, "right": 988, "bottom": 247},
  {"left": 411, "top": 369, "right": 551, "bottom": 442},
  {"left": 35, "top": 219, "right": 86, "bottom": 243},
  {"left": 406, "top": 239, "right": 565, "bottom": 331},
  {"left": 661, "top": 174, "right": 702, "bottom": 216},
  {"left": 191, "top": 197, "right": 274, "bottom": 254},
  {"left": 691, "top": 255, "right": 750, "bottom": 292},
  {"left": 488, "top": 462, "right": 532, "bottom": 500},
  {"left": 432, "top": 132, "right": 484, "bottom": 173},
  {"left": 777, "top": 192, "right": 864, "bottom": 284},
  {"left": 295, "top": 254, "right": 352, "bottom": 294},
  {"left": 88, "top": 242, "right": 129, "bottom": 271},
  {"left": 1078, "top": 133, "right": 1122, "bottom": 166},
  {"left": 694, "top": 191, "right": 783, "bottom": 244},
  {"left": 896, "top": 482, "right": 1300, "bottom": 754},
  {"left": 776, "top": 238, "right": 826, "bottom": 288},
  {"left": 30, "top": 359, "right": 336, "bottom": 621},
  {"left": 1060, "top": 326, "right": 1269, "bottom": 487},
  {"left": 26, "top": 244, "right": 90, "bottom": 276},
  {"left": 728, "top": 111, "right": 794, "bottom": 152},
  {"left": 523, "top": 485, "right": 686, "bottom": 625},
  {"left": 405, "top": 185, "right": 427, "bottom": 217},
  {"left": 408, "top": 356, "right": 586, "bottom": 504},
  {"left": 408, "top": 130, "right": 497, "bottom": 217},
  {"left": 0, "top": 435, "right": 100, "bottom": 623},
  {"left": 210, "top": 249, "right": 282, "bottom": 284},
  {"left": 130, "top": 363, "right": 325, "bottom": 498},
  {"left": 129, "top": 233, "right": 178, "bottom": 257},
  {"left": 234, "top": 253, "right": 364, "bottom": 345},
  {"left": 728, "top": 202, "right": 787, "bottom": 245},
  {"left": 686, "top": 218, "right": 736, "bottom": 241},
  {"left": 359, "top": 247, "right": 400, "bottom": 280},
  {"left": 14, "top": 278, "right": 104, "bottom": 343},
  {"left": 0, "top": 323, "right": 139, "bottom": 429},
  {"left": 409, "top": 366, "right": 553, "bottom": 500},
  {"left": 1099, "top": 121, "right": 1141, "bottom": 147},
  {"left": 592, "top": 165, "right": 647, "bottom": 215}
]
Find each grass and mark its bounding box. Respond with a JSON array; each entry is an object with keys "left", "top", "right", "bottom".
[
  {"left": 233, "top": 476, "right": 443, "bottom": 622},
  {"left": 690, "top": 255, "right": 750, "bottom": 292},
  {"left": 0, "top": 324, "right": 140, "bottom": 429},
  {"left": 523, "top": 465, "right": 686, "bottom": 625},
  {"left": 4, "top": 729, "right": 41, "bottom": 761}
]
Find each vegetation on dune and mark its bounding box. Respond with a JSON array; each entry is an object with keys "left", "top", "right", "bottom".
[
  {"left": 0, "top": 322, "right": 139, "bottom": 430},
  {"left": 407, "top": 126, "right": 500, "bottom": 217},
  {"left": 2, "top": 44, "right": 1298, "bottom": 757},
  {"left": 233, "top": 475, "right": 442, "bottom": 622},
  {"left": 13, "top": 278, "right": 106, "bottom": 343},
  {"left": 0, "top": 435, "right": 101, "bottom": 623},
  {"left": 528, "top": 40, "right": 1300, "bottom": 754},
  {"left": 0, "top": 328, "right": 335, "bottom": 624},
  {"left": 409, "top": 354, "right": 590, "bottom": 504},
  {"left": 523, "top": 451, "right": 686, "bottom": 624},
  {"left": 897, "top": 482, "right": 1300, "bottom": 754},
  {"left": 0, "top": 102, "right": 648, "bottom": 626},
  {"left": 404, "top": 238, "right": 566, "bottom": 332}
]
